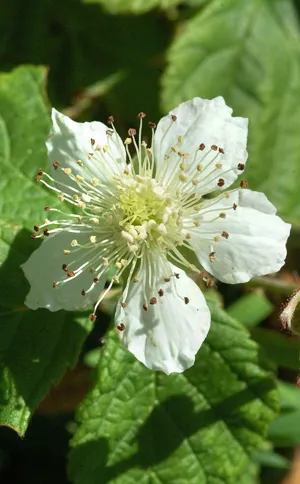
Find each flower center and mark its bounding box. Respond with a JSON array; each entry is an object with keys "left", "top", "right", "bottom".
[{"left": 108, "top": 173, "right": 182, "bottom": 252}]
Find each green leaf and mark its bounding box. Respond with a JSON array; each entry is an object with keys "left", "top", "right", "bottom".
[
  {"left": 82, "top": 0, "right": 180, "bottom": 15},
  {"left": 0, "top": 66, "right": 92, "bottom": 435},
  {"left": 269, "top": 409, "right": 300, "bottom": 447},
  {"left": 227, "top": 292, "right": 274, "bottom": 328},
  {"left": 252, "top": 328, "right": 300, "bottom": 371},
  {"left": 68, "top": 301, "right": 277, "bottom": 484},
  {"left": 162, "top": 0, "right": 300, "bottom": 224}
]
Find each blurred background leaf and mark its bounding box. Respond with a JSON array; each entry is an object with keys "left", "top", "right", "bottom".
[{"left": 162, "top": 0, "right": 300, "bottom": 226}]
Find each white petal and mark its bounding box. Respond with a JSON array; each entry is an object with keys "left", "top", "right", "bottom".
[
  {"left": 115, "top": 258, "right": 210, "bottom": 374},
  {"left": 189, "top": 189, "right": 291, "bottom": 284},
  {"left": 154, "top": 97, "right": 248, "bottom": 193},
  {"left": 46, "top": 109, "right": 126, "bottom": 190},
  {"left": 21, "top": 232, "right": 107, "bottom": 311}
]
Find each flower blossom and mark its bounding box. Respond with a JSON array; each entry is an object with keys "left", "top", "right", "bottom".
[{"left": 22, "top": 97, "right": 291, "bottom": 374}]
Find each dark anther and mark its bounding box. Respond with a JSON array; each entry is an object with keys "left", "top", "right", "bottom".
[
  {"left": 106, "top": 130, "right": 114, "bottom": 136},
  {"left": 148, "top": 122, "right": 156, "bottom": 129},
  {"left": 44, "top": 206, "right": 51, "bottom": 211},
  {"left": 67, "top": 271, "right": 75, "bottom": 277},
  {"left": 53, "top": 281, "right": 57, "bottom": 288},
  {"left": 81, "top": 289, "right": 86, "bottom": 296},
  {"left": 164, "top": 277, "right": 171, "bottom": 282},
  {"left": 34, "top": 225, "right": 40, "bottom": 232},
  {"left": 36, "top": 168, "right": 43, "bottom": 182},
  {"left": 199, "top": 143, "right": 205, "bottom": 151},
  {"left": 89, "top": 313, "right": 97, "bottom": 322},
  {"left": 171, "top": 114, "right": 177, "bottom": 121},
  {"left": 90, "top": 138, "right": 95, "bottom": 146},
  {"left": 240, "top": 180, "right": 248, "bottom": 188},
  {"left": 222, "top": 231, "right": 229, "bottom": 239},
  {"left": 53, "top": 161, "right": 60, "bottom": 170},
  {"left": 62, "top": 263, "right": 68, "bottom": 272},
  {"left": 107, "top": 116, "right": 115, "bottom": 125},
  {"left": 43, "top": 228, "right": 50, "bottom": 236},
  {"left": 117, "top": 323, "right": 126, "bottom": 331},
  {"left": 31, "top": 234, "right": 37, "bottom": 240},
  {"left": 93, "top": 277, "right": 99, "bottom": 284},
  {"left": 211, "top": 145, "right": 218, "bottom": 151},
  {"left": 238, "top": 163, "right": 245, "bottom": 171},
  {"left": 206, "top": 279, "right": 215, "bottom": 287},
  {"left": 217, "top": 178, "right": 225, "bottom": 187},
  {"left": 143, "top": 303, "right": 148, "bottom": 311},
  {"left": 174, "top": 273, "right": 180, "bottom": 279},
  {"left": 184, "top": 297, "right": 190, "bottom": 305},
  {"left": 120, "top": 302, "right": 127, "bottom": 308},
  {"left": 128, "top": 128, "right": 136, "bottom": 136},
  {"left": 138, "top": 112, "right": 146, "bottom": 118},
  {"left": 158, "top": 288, "right": 164, "bottom": 297},
  {"left": 150, "top": 297, "right": 157, "bottom": 305},
  {"left": 219, "top": 147, "right": 225, "bottom": 154},
  {"left": 233, "top": 203, "right": 237, "bottom": 210}
]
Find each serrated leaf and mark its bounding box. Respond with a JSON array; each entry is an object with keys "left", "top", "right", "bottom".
[
  {"left": 162, "top": 0, "right": 300, "bottom": 224},
  {"left": 0, "top": 66, "right": 92, "bottom": 435},
  {"left": 68, "top": 302, "right": 277, "bottom": 484},
  {"left": 82, "top": 0, "right": 180, "bottom": 15}
]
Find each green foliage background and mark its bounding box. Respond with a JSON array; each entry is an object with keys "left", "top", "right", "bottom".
[{"left": 1, "top": 0, "right": 300, "bottom": 483}]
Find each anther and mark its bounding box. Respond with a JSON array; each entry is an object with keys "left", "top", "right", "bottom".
[
  {"left": 148, "top": 122, "right": 156, "bottom": 129},
  {"left": 107, "top": 116, "right": 115, "bottom": 125},
  {"left": 199, "top": 143, "right": 205, "bottom": 151},
  {"left": 81, "top": 289, "right": 86, "bottom": 296},
  {"left": 31, "top": 234, "right": 37, "bottom": 240},
  {"left": 143, "top": 304, "right": 148, "bottom": 311},
  {"left": 222, "top": 231, "right": 229, "bottom": 239},
  {"left": 206, "top": 279, "right": 215, "bottom": 287},
  {"left": 217, "top": 178, "right": 225, "bottom": 187},
  {"left": 117, "top": 323, "right": 126, "bottom": 331},
  {"left": 158, "top": 289, "right": 164, "bottom": 297},
  {"left": 214, "top": 236, "right": 221, "bottom": 242},
  {"left": 150, "top": 297, "right": 157, "bottom": 305},
  {"left": 209, "top": 252, "right": 216, "bottom": 262},
  {"left": 53, "top": 281, "right": 57, "bottom": 288},
  {"left": 36, "top": 168, "right": 43, "bottom": 182},
  {"left": 43, "top": 228, "right": 50, "bottom": 236},
  {"left": 90, "top": 138, "right": 95, "bottom": 146},
  {"left": 211, "top": 145, "right": 218, "bottom": 151},
  {"left": 164, "top": 277, "right": 170, "bottom": 282},
  {"left": 106, "top": 130, "right": 113, "bottom": 136},
  {"left": 64, "top": 168, "right": 72, "bottom": 175},
  {"left": 184, "top": 297, "right": 190, "bottom": 305},
  {"left": 93, "top": 278, "right": 99, "bottom": 284},
  {"left": 138, "top": 112, "right": 146, "bottom": 118},
  {"left": 238, "top": 163, "right": 245, "bottom": 171},
  {"left": 219, "top": 147, "right": 225, "bottom": 154},
  {"left": 62, "top": 264, "right": 68, "bottom": 272},
  {"left": 34, "top": 225, "right": 40, "bottom": 232},
  {"left": 44, "top": 206, "right": 51, "bottom": 211},
  {"left": 76, "top": 160, "right": 83, "bottom": 167},
  {"left": 174, "top": 273, "right": 180, "bottom": 279},
  {"left": 233, "top": 203, "right": 237, "bottom": 210},
  {"left": 128, "top": 128, "right": 136, "bottom": 136},
  {"left": 53, "top": 161, "right": 60, "bottom": 170},
  {"left": 219, "top": 212, "right": 226, "bottom": 219},
  {"left": 240, "top": 180, "right": 248, "bottom": 188},
  {"left": 120, "top": 302, "right": 127, "bottom": 308},
  {"left": 67, "top": 271, "right": 75, "bottom": 277},
  {"left": 171, "top": 114, "right": 177, "bottom": 121},
  {"left": 89, "top": 313, "right": 97, "bottom": 322}
]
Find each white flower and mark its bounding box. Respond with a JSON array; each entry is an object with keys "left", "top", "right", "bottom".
[{"left": 21, "top": 97, "right": 291, "bottom": 374}]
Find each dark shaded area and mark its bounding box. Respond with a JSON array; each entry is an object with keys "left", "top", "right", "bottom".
[
  {"left": 0, "top": 415, "right": 71, "bottom": 484},
  {"left": 0, "top": 0, "right": 171, "bottom": 128}
]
